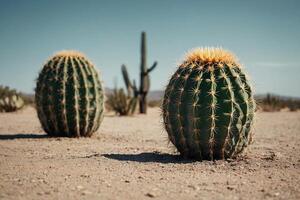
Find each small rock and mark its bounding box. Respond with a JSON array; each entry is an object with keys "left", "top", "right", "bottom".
[
  {"left": 81, "top": 190, "right": 92, "bottom": 195},
  {"left": 188, "top": 185, "right": 198, "bottom": 190},
  {"left": 80, "top": 173, "right": 90, "bottom": 178},
  {"left": 227, "top": 186, "right": 235, "bottom": 191},
  {"left": 124, "top": 180, "right": 130, "bottom": 183},
  {"left": 76, "top": 185, "right": 84, "bottom": 190},
  {"left": 145, "top": 193, "right": 155, "bottom": 198}
]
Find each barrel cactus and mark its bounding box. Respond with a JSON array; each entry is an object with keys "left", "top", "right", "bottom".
[
  {"left": 0, "top": 86, "right": 24, "bottom": 112},
  {"left": 35, "top": 51, "right": 104, "bottom": 137},
  {"left": 162, "top": 48, "right": 255, "bottom": 160}
]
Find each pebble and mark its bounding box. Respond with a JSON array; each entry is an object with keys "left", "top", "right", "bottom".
[
  {"left": 80, "top": 173, "right": 90, "bottom": 178},
  {"left": 81, "top": 190, "right": 92, "bottom": 195},
  {"left": 187, "top": 184, "right": 199, "bottom": 190},
  {"left": 227, "top": 186, "right": 235, "bottom": 190},
  {"left": 76, "top": 185, "right": 84, "bottom": 190},
  {"left": 145, "top": 192, "right": 155, "bottom": 198},
  {"left": 37, "top": 192, "right": 43, "bottom": 195}
]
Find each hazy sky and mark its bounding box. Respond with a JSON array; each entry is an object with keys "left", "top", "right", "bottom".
[{"left": 0, "top": 0, "right": 299, "bottom": 96}]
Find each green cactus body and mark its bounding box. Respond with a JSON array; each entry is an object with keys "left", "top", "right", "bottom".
[
  {"left": 162, "top": 48, "right": 255, "bottom": 160},
  {"left": 35, "top": 51, "right": 104, "bottom": 137}
]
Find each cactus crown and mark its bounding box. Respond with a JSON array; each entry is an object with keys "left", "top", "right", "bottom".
[
  {"left": 53, "top": 50, "right": 86, "bottom": 58},
  {"left": 182, "top": 47, "right": 240, "bottom": 68}
]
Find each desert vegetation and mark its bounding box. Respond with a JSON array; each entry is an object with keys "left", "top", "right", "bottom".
[
  {"left": 106, "top": 88, "right": 137, "bottom": 116},
  {"left": 256, "top": 93, "right": 300, "bottom": 112},
  {"left": 0, "top": 85, "right": 25, "bottom": 112},
  {"left": 0, "top": 33, "right": 299, "bottom": 200}
]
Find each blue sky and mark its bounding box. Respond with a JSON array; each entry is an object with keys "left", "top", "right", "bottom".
[{"left": 0, "top": 0, "right": 299, "bottom": 96}]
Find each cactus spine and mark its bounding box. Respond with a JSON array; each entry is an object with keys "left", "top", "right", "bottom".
[
  {"left": 162, "top": 48, "right": 255, "bottom": 160},
  {"left": 35, "top": 51, "right": 104, "bottom": 137},
  {"left": 121, "top": 32, "right": 157, "bottom": 114}
]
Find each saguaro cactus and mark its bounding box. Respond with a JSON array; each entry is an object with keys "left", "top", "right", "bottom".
[
  {"left": 162, "top": 48, "right": 255, "bottom": 160},
  {"left": 121, "top": 32, "right": 157, "bottom": 114},
  {"left": 35, "top": 51, "right": 104, "bottom": 137}
]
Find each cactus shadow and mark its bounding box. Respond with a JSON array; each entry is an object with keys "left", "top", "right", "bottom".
[
  {"left": 102, "top": 152, "right": 194, "bottom": 164},
  {"left": 0, "top": 133, "right": 48, "bottom": 140}
]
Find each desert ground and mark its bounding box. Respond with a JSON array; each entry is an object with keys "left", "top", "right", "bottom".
[{"left": 0, "top": 107, "right": 299, "bottom": 200}]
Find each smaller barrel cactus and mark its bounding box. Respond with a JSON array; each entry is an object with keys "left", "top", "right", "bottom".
[
  {"left": 162, "top": 48, "right": 255, "bottom": 160},
  {"left": 0, "top": 94, "right": 24, "bottom": 112},
  {"left": 35, "top": 51, "right": 104, "bottom": 137}
]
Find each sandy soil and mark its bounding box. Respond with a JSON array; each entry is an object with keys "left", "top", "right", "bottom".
[{"left": 0, "top": 107, "right": 299, "bottom": 200}]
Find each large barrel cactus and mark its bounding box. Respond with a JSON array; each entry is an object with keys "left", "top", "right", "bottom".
[
  {"left": 162, "top": 48, "right": 255, "bottom": 160},
  {"left": 35, "top": 51, "right": 104, "bottom": 137}
]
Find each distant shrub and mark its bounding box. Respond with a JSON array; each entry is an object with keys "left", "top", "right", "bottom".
[
  {"left": 106, "top": 88, "right": 137, "bottom": 116},
  {"left": 21, "top": 93, "right": 35, "bottom": 105},
  {"left": 256, "top": 93, "right": 300, "bottom": 112}
]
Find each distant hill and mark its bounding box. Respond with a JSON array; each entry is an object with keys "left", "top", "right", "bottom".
[
  {"left": 148, "top": 90, "right": 165, "bottom": 101},
  {"left": 104, "top": 88, "right": 164, "bottom": 101}
]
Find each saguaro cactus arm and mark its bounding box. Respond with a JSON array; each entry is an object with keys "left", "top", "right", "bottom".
[
  {"left": 121, "top": 64, "right": 133, "bottom": 96},
  {"left": 147, "top": 61, "right": 157, "bottom": 74},
  {"left": 132, "top": 80, "right": 139, "bottom": 98},
  {"left": 121, "top": 64, "right": 139, "bottom": 98}
]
